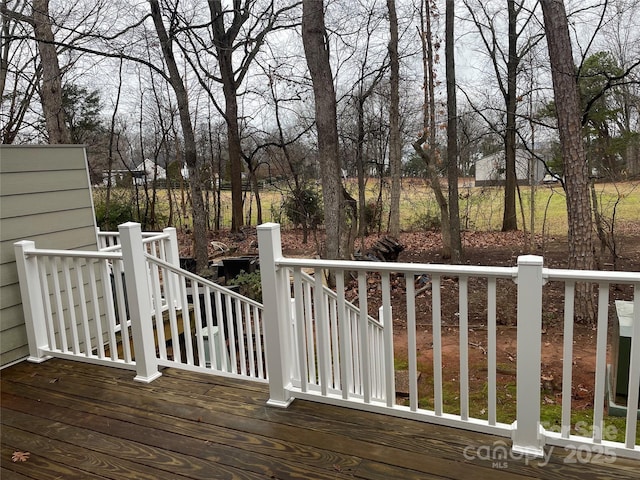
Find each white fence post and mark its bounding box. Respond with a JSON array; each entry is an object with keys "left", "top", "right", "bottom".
[
  {"left": 163, "top": 227, "right": 182, "bottom": 309},
  {"left": 118, "top": 222, "right": 162, "bottom": 383},
  {"left": 512, "top": 255, "right": 545, "bottom": 457},
  {"left": 14, "top": 240, "right": 51, "bottom": 363},
  {"left": 96, "top": 227, "right": 104, "bottom": 249},
  {"left": 257, "top": 223, "right": 293, "bottom": 408}
]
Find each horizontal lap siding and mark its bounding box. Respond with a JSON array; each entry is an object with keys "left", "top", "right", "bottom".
[{"left": 0, "top": 145, "right": 98, "bottom": 367}]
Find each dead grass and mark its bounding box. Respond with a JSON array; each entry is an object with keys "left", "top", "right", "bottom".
[{"left": 93, "top": 179, "right": 640, "bottom": 236}]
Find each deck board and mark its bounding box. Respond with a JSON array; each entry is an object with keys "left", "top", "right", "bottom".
[{"left": 1, "top": 359, "right": 638, "bottom": 479}]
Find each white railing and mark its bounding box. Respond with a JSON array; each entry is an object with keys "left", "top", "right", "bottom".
[
  {"left": 13, "top": 244, "right": 137, "bottom": 370},
  {"left": 257, "top": 223, "right": 640, "bottom": 460},
  {"left": 97, "top": 226, "right": 178, "bottom": 261},
  {"left": 15, "top": 222, "right": 267, "bottom": 384},
  {"left": 542, "top": 268, "right": 640, "bottom": 455},
  {"left": 98, "top": 227, "right": 181, "bottom": 316},
  {"left": 16, "top": 221, "right": 640, "bottom": 460},
  {"left": 96, "top": 228, "right": 121, "bottom": 251},
  {"left": 144, "top": 254, "right": 267, "bottom": 380},
  {"left": 290, "top": 270, "right": 387, "bottom": 401}
]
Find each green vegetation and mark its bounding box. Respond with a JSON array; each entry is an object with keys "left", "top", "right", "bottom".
[
  {"left": 283, "top": 186, "right": 324, "bottom": 229},
  {"left": 94, "top": 191, "right": 135, "bottom": 230},
  {"left": 410, "top": 375, "right": 639, "bottom": 444},
  {"left": 227, "top": 270, "right": 263, "bottom": 302}
]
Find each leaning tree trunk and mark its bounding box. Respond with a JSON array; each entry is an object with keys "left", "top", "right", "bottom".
[
  {"left": 413, "top": 135, "right": 451, "bottom": 257},
  {"left": 302, "top": 0, "right": 346, "bottom": 261},
  {"left": 417, "top": 0, "right": 451, "bottom": 258},
  {"left": 540, "top": 0, "right": 595, "bottom": 322},
  {"left": 32, "top": 0, "right": 70, "bottom": 144},
  {"left": 149, "top": 0, "right": 208, "bottom": 272}
]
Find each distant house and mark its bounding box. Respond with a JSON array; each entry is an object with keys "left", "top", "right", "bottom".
[
  {"left": 100, "top": 159, "right": 170, "bottom": 187},
  {"left": 133, "top": 159, "right": 167, "bottom": 185},
  {"left": 101, "top": 169, "right": 130, "bottom": 187},
  {"left": 474, "top": 149, "right": 546, "bottom": 187}
]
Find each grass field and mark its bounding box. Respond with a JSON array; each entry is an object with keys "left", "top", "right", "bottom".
[
  {"left": 386, "top": 178, "right": 640, "bottom": 236},
  {"left": 94, "top": 178, "right": 640, "bottom": 235}
]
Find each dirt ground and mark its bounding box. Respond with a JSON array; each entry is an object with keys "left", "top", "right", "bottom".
[{"left": 183, "top": 223, "right": 640, "bottom": 417}]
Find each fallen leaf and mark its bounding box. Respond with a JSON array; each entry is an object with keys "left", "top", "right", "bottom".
[{"left": 12, "top": 451, "right": 30, "bottom": 462}]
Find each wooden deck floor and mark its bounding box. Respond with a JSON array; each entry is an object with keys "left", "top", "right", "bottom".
[{"left": 1, "top": 359, "right": 638, "bottom": 480}]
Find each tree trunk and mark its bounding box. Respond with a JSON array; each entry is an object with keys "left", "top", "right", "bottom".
[
  {"left": 207, "top": 0, "right": 253, "bottom": 233},
  {"left": 540, "top": 0, "right": 595, "bottom": 322},
  {"left": 502, "top": 0, "right": 518, "bottom": 231},
  {"left": 218, "top": 50, "right": 244, "bottom": 232},
  {"left": 302, "top": 0, "right": 346, "bottom": 261},
  {"left": 445, "top": 0, "right": 463, "bottom": 263},
  {"left": 356, "top": 95, "right": 367, "bottom": 240},
  {"left": 32, "top": 0, "right": 70, "bottom": 144},
  {"left": 417, "top": 0, "right": 451, "bottom": 258},
  {"left": 387, "top": 0, "right": 402, "bottom": 237},
  {"left": 250, "top": 164, "right": 263, "bottom": 225},
  {"left": 149, "top": 0, "right": 208, "bottom": 272}
]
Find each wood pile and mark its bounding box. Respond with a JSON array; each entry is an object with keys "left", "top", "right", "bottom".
[{"left": 354, "top": 236, "right": 405, "bottom": 262}]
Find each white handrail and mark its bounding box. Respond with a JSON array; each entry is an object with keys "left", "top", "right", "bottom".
[
  {"left": 256, "top": 222, "right": 640, "bottom": 461},
  {"left": 278, "top": 256, "right": 516, "bottom": 278},
  {"left": 145, "top": 254, "right": 263, "bottom": 309},
  {"left": 24, "top": 248, "right": 122, "bottom": 260}
]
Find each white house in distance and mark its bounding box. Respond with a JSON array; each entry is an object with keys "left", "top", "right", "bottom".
[
  {"left": 474, "top": 149, "right": 546, "bottom": 187},
  {"left": 100, "top": 159, "right": 169, "bottom": 187},
  {"left": 133, "top": 159, "right": 167, "bottom": 185}
]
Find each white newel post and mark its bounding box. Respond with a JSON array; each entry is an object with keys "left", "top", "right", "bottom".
[
  {"left": 14, "top": 241, "right": 51, "bottom": 363},
  {"left": 119, "top": 222, "right": 162, "bottom": 383},
  {"left": 257, "top": 223, "right": 294, "bottom": 407},
  {"left": 512, "top": 255, "right": 545, "bottom": 457},
  {"left": 163, "top": 227, "right": 182, "bottom": 309}
]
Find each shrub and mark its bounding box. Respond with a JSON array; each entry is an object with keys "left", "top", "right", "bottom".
[
  {"left": 364, "top": 199, "right": 383, "bottom": 233},
  {"left": 227, "top": 270, "right": 262, "bottom": 302},
  {"left": 410, "top": 211, "right": 441, "bottom": 231},
  {"left": 283, "top": 186, "right": 323, "bottom": 228},
  {"left": 94, "top": 195, "right": 134, "bottom": 230}
]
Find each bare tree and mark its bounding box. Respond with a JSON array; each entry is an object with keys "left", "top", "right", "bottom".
[
  {"left": 336, "top": 1, "right": 389, "bottom": 242},
  {"left": 445, "top": 0, "right": 463, "bottom": 262},
  {"left": 413, "top": 0, "right": 452, "bottom": 258},
  {"left": 463, "top": 0, "right": 544, "bottom": 232},
  {"left": 302, "top": 0, "right": 348, "bottom": 261},
  {"left": 149, "top": 0, "right": 208, "bottom": 272},
  {"left": 1, "top": 1, "right": 41, "bottom": 143},
  {"left": 7, "top": 0, "right": 71, "bottom": 143},
  {"left": 171, "top": 0, "right": 299, "bottom": 232},
  {"left": 387, "top": 0, "right": 401, "bottom": 237},
  {"left": 540, "top": 0, "right": 595, "bottom": 321},
  {"left": 32, "top": 0, "right": 70, "bottom": 143}
]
